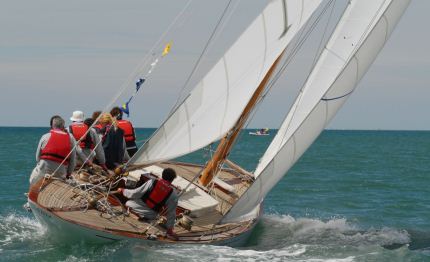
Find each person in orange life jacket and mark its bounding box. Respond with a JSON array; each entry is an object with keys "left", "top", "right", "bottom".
[
  {"left": 117, "top": 168, "right": 179, "bottom": 238},
  {"left": 110, "top": 107, "right": 138, "bottom": 157},
  {"left": 67, "top": 111, "right": 106, "bottom": 169},
  {"left": 98, "top": 113, "right": 129, "bottom": 170},
  {"left": 30, "top": 115, "right": 76, "bottom": 185}
]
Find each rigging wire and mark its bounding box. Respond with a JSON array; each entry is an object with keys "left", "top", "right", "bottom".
[
  {"left": 246, "top": 0, "right": 391, "bottom": 179},
  {"left": 267, "top": 0, "right": 340, "bottom": 153},
  {"left": 128, "top": 0, "right": 239, "bottom": 166},
  {"left": 228, "top": 0, "right": 339, "bottom": 171},
  {"left": 262, "top": 0, "right": 387, "bottom": 156},
  {"left": 240, "top": 0, "right": 339, "bottom": 156},
  {"left": 169, "top": 0, "right": 242, "bottom": 115},
  {"left": 39, "top": 0, "right": 196, "bottom": 190}
]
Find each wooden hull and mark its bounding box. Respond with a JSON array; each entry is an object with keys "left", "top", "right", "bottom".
[
  {"left": 28, "top": 198, "right": 260, "bottom": 246},
  {"left": 27, "top": 162, "right": 260, "bottom": 246}
]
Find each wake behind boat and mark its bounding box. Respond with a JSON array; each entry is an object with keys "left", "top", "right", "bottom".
[
  {"left": 27, "top": 0, "right": 411, "bottom": 246},
  {"left": 249, "top": 128, "right": 270, "bottom": 136}
]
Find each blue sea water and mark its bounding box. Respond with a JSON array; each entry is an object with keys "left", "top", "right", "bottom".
[{"left": 0, "top": 127, "right": 429, "bottom": 261}]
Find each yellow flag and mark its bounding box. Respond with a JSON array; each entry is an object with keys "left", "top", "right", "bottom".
[{"left": 162, "top": 41, "right": 172, "bottom": 57}]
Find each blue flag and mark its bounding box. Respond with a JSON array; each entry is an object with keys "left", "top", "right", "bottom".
[{"left": 135, "top": 78, "right": 145, "bottom": 92}]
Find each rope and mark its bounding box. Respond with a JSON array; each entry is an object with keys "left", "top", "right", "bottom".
[
  {"left": 39, "top": 0, "right": 197, "bottom": 190},
  {"left": 169, "top": 0, "right": 241, "bottom": 114}
]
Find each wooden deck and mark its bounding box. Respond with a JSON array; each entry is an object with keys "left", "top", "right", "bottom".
[{"left": 36, "top": 162, "right": 255, "bottom": 242}]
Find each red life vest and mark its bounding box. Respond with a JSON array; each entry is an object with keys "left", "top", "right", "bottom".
[
  {"left": 94, "top": 123, "right": 103, "bottom": 131},
  {"left": 117, "top": 120, "right": 135, "bottom": 142},
  {"left": 69, "top": 123, "right": 94, "bottom": 149},
  {"left": 40, "top": 129, "right": 71, "bottom": 165},
  {"left": 141, "top": 179, "right": 173, "bottom": 212}
]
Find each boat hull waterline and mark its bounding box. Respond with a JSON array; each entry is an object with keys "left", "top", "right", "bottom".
[
  {"left": 28, "top": 199, "right": 259, "bottom": 246},
  {"left": 27, "top": 162, "right": 260, "bottom": 246}
]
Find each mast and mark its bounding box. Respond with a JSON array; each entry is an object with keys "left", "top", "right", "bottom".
[{"left": 199, "top": 52, "right": 285, "bottom": 186}]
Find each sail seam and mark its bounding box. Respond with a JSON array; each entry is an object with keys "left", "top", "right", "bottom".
[
  {"left": 321, "top": 89, "right": 354, "bottom": 101},
  {"left": 221, "top": 58, "right": 230, "bottom": 134},
  {"left": 383, "top": 15, "right": 389, "bottom": 42}
]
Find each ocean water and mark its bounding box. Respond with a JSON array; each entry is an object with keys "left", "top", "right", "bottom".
[{"left": 0, "top": 127, "right": 429, "bottom": 261}]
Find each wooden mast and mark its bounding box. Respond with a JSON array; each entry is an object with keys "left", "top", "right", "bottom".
[{"left": 199, "top": 52, "right": 285, "bottom": 186}]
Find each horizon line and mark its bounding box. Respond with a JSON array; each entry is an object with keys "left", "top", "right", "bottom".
[{"left": 0, "top": 125, "right": 429, "bottom": 132}]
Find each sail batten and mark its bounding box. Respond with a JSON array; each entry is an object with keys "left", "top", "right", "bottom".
[
  {"left": 129, "top": 0, "right": 323, "bottom": 166},
  {"left": 223, "top": 0, "right": 411, "bottom": 222}
]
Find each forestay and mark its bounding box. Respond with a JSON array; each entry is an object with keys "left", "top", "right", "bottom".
[
  {"left": 130, "top": 0, "right": 323, "bottom": 165},
  {"left": 223, "top": 0, "right": 411, "bottom": 222}
]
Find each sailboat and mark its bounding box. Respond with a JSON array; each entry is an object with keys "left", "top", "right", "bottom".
[
  {"left": 27, "top": 0, "right": 411, "bottom": 245},
  {"left": 249, "top": 128, "right": 270, "bottom": 136}
]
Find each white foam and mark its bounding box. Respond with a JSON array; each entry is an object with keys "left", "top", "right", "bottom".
[
  {"left": 153, "top": 244, "right": 359, "bottom": 262},
  {"left": 0, "top": 212, "right": 46, "bottom": 247},
  {"left": 261, "top": 214, "right": 410, "bottom": 247}
]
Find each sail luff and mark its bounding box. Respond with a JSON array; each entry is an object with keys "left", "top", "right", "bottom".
[
  {"left": 199, "top": 51, "right": 285, "bottom": 186},
  {"left": 129, "top": 0, "right": 324, "bottom": 166},
  {"left": 222, "top": 0, "right": 411, "bottom": 222}
]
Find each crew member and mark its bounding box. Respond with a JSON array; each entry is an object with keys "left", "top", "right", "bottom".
[
  {"left": 110, "top": 107, "right": 138, "bottom": 157},
  {"left": 92, "top": 110, "right": 103, "bottom": 132},
  {"left": 99, "top": 113, "right": 129, "bottom": 169},
  {"left": 68, "top": 110, "right": 106, "bottom": 167},
  {"left": 117, "top": 168, "right": 179, "bottom": 239},
  {"left": 30, "top": 115, "right": 76, "bottom": 184}
]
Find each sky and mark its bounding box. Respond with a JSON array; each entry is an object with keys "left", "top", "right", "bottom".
[{"left": 0, "top": 0, "right": 429, "bottom": 130}]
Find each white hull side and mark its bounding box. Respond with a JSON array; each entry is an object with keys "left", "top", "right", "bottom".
[{"left": 28, "top": 199, "right": 260, "bottom": 247}]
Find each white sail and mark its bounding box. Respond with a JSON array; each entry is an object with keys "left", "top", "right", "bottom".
[
  {"left": 223, "top": 0, "right": 411, "bottom": 222},
  {"left": 130, "top": 0, "right": 323, "bottom": 165}
]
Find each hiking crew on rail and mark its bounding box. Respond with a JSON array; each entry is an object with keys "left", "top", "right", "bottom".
[
  {"left": 68, "top": 110, "right": 106, "bottom": 168},
  {"left": 30, "top": 115, "right": 76, "bottom": 184}
]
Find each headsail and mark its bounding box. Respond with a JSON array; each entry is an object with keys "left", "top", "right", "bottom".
[
  {"left": 129, "top": 0, "right": 323, "bottom": 165},
  {"left": 223, "top": 0, "right": 411, "bottom": 222}
]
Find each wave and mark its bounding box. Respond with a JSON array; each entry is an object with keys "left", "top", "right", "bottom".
[
  {"left": 0, "top": 212, "right": 46, "bottom": 248},
  {"left": 0, "top": 212, "right": 421, "bottom": 261},
  {"left": 127, "top": 214, "right": 414, "bottom": 262},
  {"left": 254, "top": 214, "right": 411, "bottom": 249}
]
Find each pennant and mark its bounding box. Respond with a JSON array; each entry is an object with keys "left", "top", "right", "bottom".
[
  {"left": 121, "top": 102, "right": 130, "bottom": 117},
  {"left": 135, "top": 78, "right": 145, "bottom": 91},
  {"left": 162, "top": 41, "right": 172, "bottom": 57}
]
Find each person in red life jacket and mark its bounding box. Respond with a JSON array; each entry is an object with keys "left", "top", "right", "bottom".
[
  {"left": 117, "top": 168, "right": 179, "bottom": 239},
  {"left": 110, "top": 107, "right": 138, "bottom": 157},
  {"left": 67, "top": 111, "right": 106, "bottom": 168},
  {"left": 99, "top": 113, "right": 129, "bottom": 169},
  {"left": 91, "top": 110, "right": 103, "bottom": 132},
  {"left": 30, "top": 115, "right": 76, "bottom": 184}
]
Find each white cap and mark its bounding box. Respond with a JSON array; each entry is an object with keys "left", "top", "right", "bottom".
[{"left": 70, "top": 111, "right": 84, "bottom": 122}]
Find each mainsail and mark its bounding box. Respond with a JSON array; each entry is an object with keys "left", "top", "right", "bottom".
[
  {"left": 129, "top": 0, "right": 323, "bottom": 165},
  {"left": 223, "top": 0, "right": 411, "bottom": 222}
]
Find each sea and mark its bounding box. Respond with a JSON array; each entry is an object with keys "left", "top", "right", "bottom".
[{"left": 0, "top": 127, "right": 429, "bottom": 261}]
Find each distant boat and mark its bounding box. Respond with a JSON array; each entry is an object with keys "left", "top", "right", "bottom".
[
  {"left": 27, "top": 0, "right": 410, "bottom": 246},
  {"left": 249, "top": 128, "right": 270, "bottom": 136}
]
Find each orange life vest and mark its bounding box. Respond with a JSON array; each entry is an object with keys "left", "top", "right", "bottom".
[
  {"left": 117, "top": 120, "right": 135, "bottom": 142},
  {"left": 141, "top": 179, "right": 173, "bottom": 212},
  {"left": 40, "top": 129, "right": 71, "bottom": 165},
  {"left": 69, "top": 123, "right": 94, "bottom": 149}
]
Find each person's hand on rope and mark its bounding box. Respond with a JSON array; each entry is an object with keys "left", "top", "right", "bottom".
[{"left": 117, "top": 188, "right": 124, "bottom": 195}]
